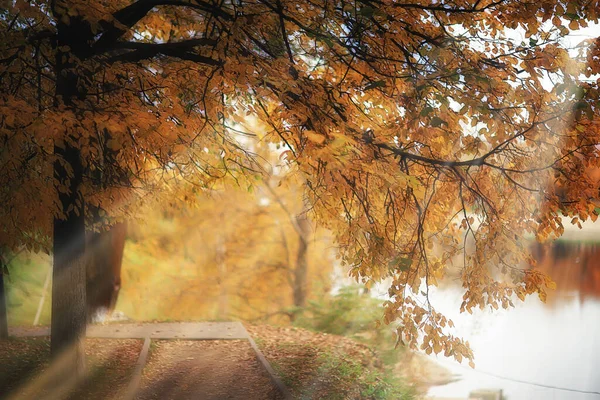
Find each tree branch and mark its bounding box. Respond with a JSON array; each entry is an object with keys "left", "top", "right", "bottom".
[
  {"left": 93, "top": 0, "right": 232, "bottom": 54},
  {"left": 107, "top": 41, "right": 222, "bottom": 65},
  {"left": 110, "top": 38, "right": 218, "bottom": 51},
  {"left": 391, "top": 0, "right": 506, "bottom": 13}
]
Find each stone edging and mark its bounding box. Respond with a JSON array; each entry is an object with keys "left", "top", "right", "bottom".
[
  {"left": 123, "top": 336, "right": 151, "bottom": 400},
  {"left": 245, "top": 333, "right": 293, "bottom": 400}
]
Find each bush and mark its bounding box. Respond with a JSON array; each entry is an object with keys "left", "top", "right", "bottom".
[
  {"left": 315, "top": 351, "right": 416, "bottom": 400},
  {"left": 293, "top": 285, "right": 406, "bottom": 371}
]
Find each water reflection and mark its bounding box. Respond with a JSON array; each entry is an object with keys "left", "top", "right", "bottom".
[
  {"left": 532, "top": 241, "right": 600, "bottom": 303},
  {"left": 428, "top": 240, "right": 600, "bottom": 400}
]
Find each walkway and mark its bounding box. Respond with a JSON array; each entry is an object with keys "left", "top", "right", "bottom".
[
  {"left": 8, "top": 322, "right": 291, "bottom": 400},
  {"left": 10, "top": 321, "right": 249, "bottom": 339}
]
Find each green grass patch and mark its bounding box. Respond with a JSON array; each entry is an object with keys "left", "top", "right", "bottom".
[
  {"left": 270, "top": 343, "right": 415, "bottom": 400},
  {"left": 317, "top": 351, "right": 415, "bottom": 400},
  {"left": 294, "top": 285, "right": 405, "bottom": 367},
  {"left": 4, "top": 252, "right": 52, "bottom": 326}
]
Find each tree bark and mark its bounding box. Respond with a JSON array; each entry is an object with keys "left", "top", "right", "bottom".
[
  {"left": 50, "top": 6, "right": 91, "bottom": 373},
  {"left": 51, "top": 141, "right": 87, "bottom": 374},
  {"left": 86, "top": 222, "right": 126, "bottom": 321},
  {"left": 0, "top": 256, "right": 8, "bottom": 339}
]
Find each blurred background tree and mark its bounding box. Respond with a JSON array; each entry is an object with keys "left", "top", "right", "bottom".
[{"left": 119, "top": 160, "right": 335, "bottom": 324}]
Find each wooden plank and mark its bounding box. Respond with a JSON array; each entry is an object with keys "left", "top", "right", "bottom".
[
  {"left": 469, "top": 389, "right": 503, "bottom": 400},
  {"left": 10, "top": 322, "right": 250, "bottom": 339}
]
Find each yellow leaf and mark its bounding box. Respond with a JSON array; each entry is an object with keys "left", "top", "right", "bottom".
[
  {"left": 107, "top": 139, "right": 120, "bottom": 151},
  {"left": 569, "top": 20, "right": 579, "bottom": 30},
  {"left": 306, "top": 130, "right": 326, "bottom": 144}
]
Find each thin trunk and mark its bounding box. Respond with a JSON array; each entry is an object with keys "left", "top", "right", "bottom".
[
  {"left": 108, "top": 223, "right": 126, "bottom": 312},
  {"left": 33, "top": 264, "right": 51, "bottom": 326},
  {"left": 266, "top": 184, "right": 312, "bottom": 319},
  {"left": 0, "top": 256, "right": 8, "bottom": 339},
  {"left": 292, "top": 214, "right": 310, "bottom": 310},
  {"left": 218, "top": 276, "right": 228, "bottom": 319},
  {"left": 216, "top": 237, "right": 228, "bottom": 319}
]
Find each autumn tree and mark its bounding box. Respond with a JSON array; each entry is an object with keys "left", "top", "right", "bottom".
[
  {"left": 119, "top": 175, "right": 335, "bottom": 324},
  {"left": 1, "top": 0, "right": 230, "bottom": 373},
  {"left": 2, "top": 0, "right": 600, "bottom": 373}
]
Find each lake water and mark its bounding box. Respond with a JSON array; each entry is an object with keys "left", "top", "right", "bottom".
[{"left": 427, "top": 241, "right": 600, "bottom": 400}]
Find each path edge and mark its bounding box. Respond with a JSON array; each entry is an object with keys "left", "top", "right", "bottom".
[
  {"left": 245, "top": 332, "right": 293, "bottom": 400},
  {"left": 123, "top": 336, "right": 151, "bottom": 400}
]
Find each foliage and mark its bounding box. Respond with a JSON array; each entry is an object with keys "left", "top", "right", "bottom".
[
  {"left": 2, "top": 0, "right": 600, "bottom": 364},
  {"left": 296, "top": 286, "right": 384, "bottom": 337}
]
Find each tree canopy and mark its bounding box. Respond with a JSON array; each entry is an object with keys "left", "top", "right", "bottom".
[{"left": 1, "top": 0, "right": 600, "bottom": 365}]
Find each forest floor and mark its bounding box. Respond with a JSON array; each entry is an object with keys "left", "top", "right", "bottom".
[
  {"left": 3, "top": 322, "right": 419, "bottom": 399},
  {"left": 0, "top": 337, "right": 143, "bottom": 400}
]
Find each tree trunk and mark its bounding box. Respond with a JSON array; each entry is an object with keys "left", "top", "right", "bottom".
[
  {"left": 216, "top": 237, "right": 228, "bottom": 319},
  {"left": 0, "top": 256, "right": 8, "bottom": 339},
  {"left": 292, "top": 214, "right": 310, "bottom": 309},
  {"left": 51, "top": 141, "right": 87, "bottom": 374},
  {"left": 49, "top": 5, "right": 95, "bottom": 373},
  {"left": 86, "top": 221, "right": 126, "bottom": 321}
]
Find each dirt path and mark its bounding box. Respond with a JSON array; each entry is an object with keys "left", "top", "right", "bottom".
[{"left": 134, "top": 340, "right": 283, "bottom": 400}]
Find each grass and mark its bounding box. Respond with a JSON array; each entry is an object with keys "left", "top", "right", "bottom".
[
  {"left": 269, "top": 343, "right": 416, "bottom": 400},
  {"left": 317, "top": 351, "right": 414, "bottom": 400},
  {"left": 4, "top": 252, "right": 52, "bottom": 326}
]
